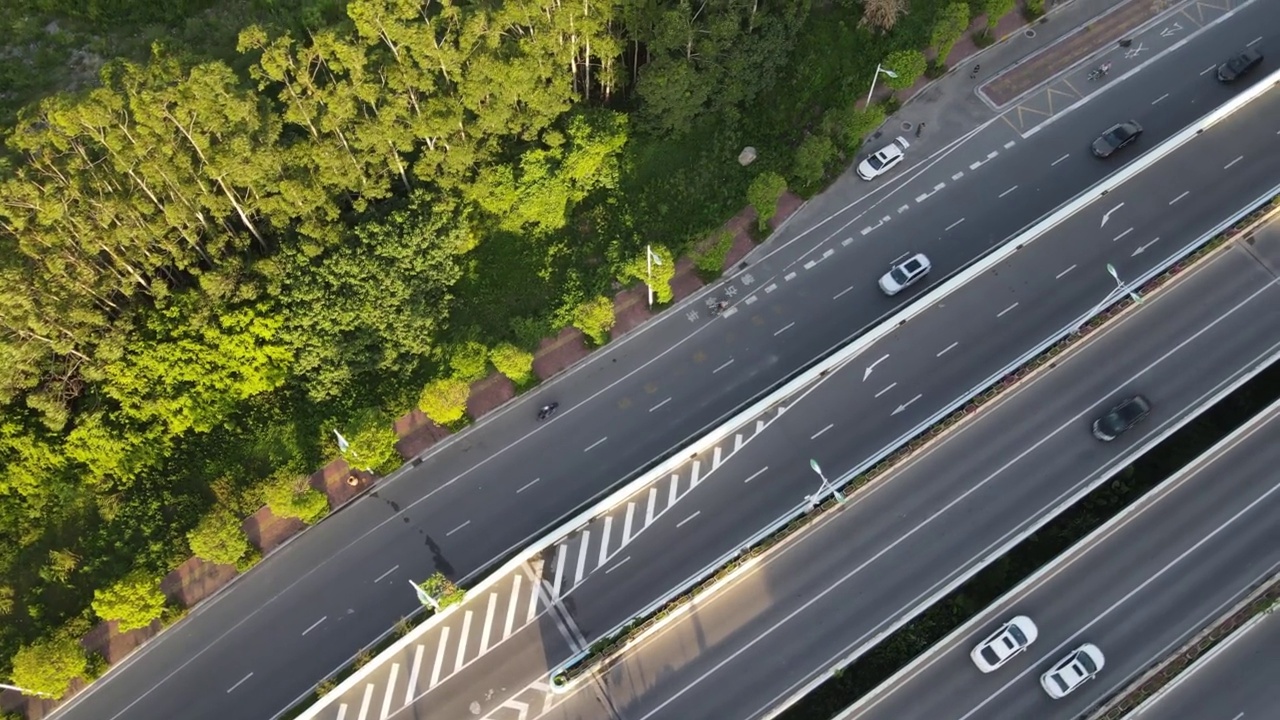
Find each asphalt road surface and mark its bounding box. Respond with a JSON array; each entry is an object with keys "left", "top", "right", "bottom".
[
  {"left": 1127, "top": 605, "right": 1280, "bottom": 720},
  {"left": 844, "top": 399, "right": 1280, "bottom": 720},
  {"left": 367, "top": 96, "right": 1280, "bottom": 720},
  {"left": 53, "top": 3, "right": 1280, "bottom": 720},
  {"left": 506, "top": 207, "right": 1280, "bottom": 720}
]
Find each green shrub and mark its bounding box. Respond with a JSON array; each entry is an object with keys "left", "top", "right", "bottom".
[
  {"left": 925, "top": 59, "right": 948, "bottom": 79},
  {"left": 980, "top": 0, "right": 1017, "bottom": 29},
  {"left": 694, "top": 230, "right": 736, "bottom": 281},
  {"left": 972, "top": 29, "right": 996, "bottom": 48},
  {"left": 930, "top": 3, "right": 971, "bottom": 63},
  {"left": 418, "top": 377, "right": 472, "bottom": 426},
  {"left": 9, "top": 633, "right": 88, "bottom": 698},
  {"left": 822, "top": 104, "right": 887, "bottom": 154},
  {"left": 490, "top": 343, "right": 536, "bottom": 385},
  {"left": 882, "top": 49, "right": 928, "bottom": 90},
  {"left": 420, "top": 572, "right": 466, "bottom": 609},
  {"left": 261, "top": 470, "right": 330, "bottom": 525},
  {"left": 746, "top": 172, "right": 788, "bottom": 233},
  {"left": 792, "top": 134, "right": 837, "bottom": 193},
  {"left": 1024, "top": 0, "right": 1045, "bottom": 19},
  {"left": 572, "top": 296, "right": 616, "bottom": 346},
  {"left": 340, "top": 408, "right": 403, "bottom": 473},
  {"left": 91, "top": 569, "right": 167, "bottom": 631},
  {"left": 188, "top": 506, "right": 253, "bottom": 567},
  {"left": 447, "top": 340, "right": 490, "bottom": 382}
]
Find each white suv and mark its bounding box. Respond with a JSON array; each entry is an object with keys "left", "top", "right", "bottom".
[{"left": 878, "top": 253, "right": 931, "bottom": 296}]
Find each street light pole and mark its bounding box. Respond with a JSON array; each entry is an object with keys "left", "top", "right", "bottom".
[
  {"left": 646, "top": 245, "right": 663, "bottom": 307},
  {"left": 0, "top": 682, "right": 51, "bottom": 698},
  {"left": 1077, "top": 263, "right": 1143, "bottom": 333},
  {"left": 807, "top": 458, "right": 847, "bottom": 507},
  {"left": 866, "top": 63, "right": 899, "bottom": 107},
  {"left": 1106, "top": 262, "right": 1144, "bottom": 305},
  {"left": 411, "top": 580, "right": 440, "bottom": 611}
]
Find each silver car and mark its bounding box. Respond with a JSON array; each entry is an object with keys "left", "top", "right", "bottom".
[
  {"left": 878, "top": 253, "right": 931, "bottom": 296},
  {"left": 970, "top": 615, "right": 1039, "bottom": 673},
  {"left": 1041, "top": 643, "right": 1106, "bottom": 699}
]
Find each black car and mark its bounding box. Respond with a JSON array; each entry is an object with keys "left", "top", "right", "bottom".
[
  {"left": 1217, "top": 47, "right": 1263, "bottom": 83},
  {"left": 1091, "top": 121, "right": 1143, "bottom": 158},
  {"left": 1092, "top": 395, "right": 1152, "bottom": 441}
]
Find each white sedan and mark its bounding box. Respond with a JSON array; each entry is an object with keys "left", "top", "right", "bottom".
[
  {"left": 857, "top": 136, "right": 910, "bottom": 180},
  {"left": 970, "top": 615, "right": 1039, "bottom": 673},
  {"left": 1041, "top": 643, "right": 1106, "bottom": 699},
  {"left": 877, "top": 252, "right": 931, "bottom": 296}
]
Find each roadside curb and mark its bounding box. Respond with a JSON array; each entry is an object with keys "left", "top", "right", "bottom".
[{"left": 1089, "top": 573, "right": 1280, "bottom": 718}]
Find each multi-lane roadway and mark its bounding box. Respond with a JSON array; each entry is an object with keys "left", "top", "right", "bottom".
[
  {"left": 844, "top": 397, "right": 1280, "bottom": 720},
  {"left": 52, "top": 2, "right": 1280, "bottom": 719},
  {"left": 503, "top": 205, "right": 1280, "bottom": 720},
  {"left": 1126, "top": 596, "right": 1280, "bottom": 720}
]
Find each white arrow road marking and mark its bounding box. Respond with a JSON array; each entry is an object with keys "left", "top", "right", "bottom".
[
  {"left": 863, "top": 354, "right": 890, "bottom": 381},
  {"left": 1132, "top": 237, "right": 1160, "bottom": 257},
  {"left": 892, "top": 394, "right": 923, "bottom": 416},
  {"left": 1100, "top": 202, "right": 1125, "bottom": 228}
]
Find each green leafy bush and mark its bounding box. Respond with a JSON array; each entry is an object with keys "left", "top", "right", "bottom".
[
  {"left": 9, "top": 633, "right": 87, "bottom": 698},
  {"left": 1024, "top": 0, "right": 1045, "bottom": 19},
  {"left": 980, "top": 0, "right": 1017, "bottom": 29},
  {"left": 419, "top": 377, "right": 472, "bottom": 426},
  {"left": 261, "top": 470, "right": 330, "bottom": 525},
  {"left": 617, "top": 246, "right": 675, "bottom": 304},
  {"left": 187, "top": 507, "right": 253, "bottom": 567},
  {"left": 91, "top": 569, "right": 167, "bottom": 631},
  {"left": 490, "top": 343, "right": 536, "bottom": 385},
  {"left": 695, "top": 230, "right": 737, "bottom": 281},
  {"left": 572, "top": 296, "right": 617, "bottom": 346},
  {"left": 447, "top": 340, "right": 490, "bottom": 383},
  {"left": 420, "top": 572, "right": 466, "bottom": 609},
  {"left": 822, "top": 104, "right": 887, "bottom": 154},
  {"left": 747, "top": 172, "right": 788, "bottom": 232},
  {"left": 792, "top": 135, "right": 837, "bottom": 193},
  {"left": 340, "top": 409, "right": 403, "bottom": 473},
  {"left": 930, "top": 3, "right": 971, "bottom": 63},
  {"left": 883, "top": 49, "right": 928, "bottom": 90}
]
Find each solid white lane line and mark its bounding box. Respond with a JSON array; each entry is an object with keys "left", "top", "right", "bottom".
[
  {"left": 583, "top": 437, "right": 607, "bottom": 452},
  {"left": 516, "top": 477, "right": 540, "bottom": 494},
  {"left": 527, "top": 575, "right": 539, "bottom": 623},
  {"left": 622, "top": 502, "right": 636, "bottom": 544},
  {"left": 379, "top": 663, "right": 399, "bottom": 719},
  {"left": 551, "top": 543, "right": 567, "bottom": 598},
  {"left": 1056, "top": 264, "right": 1077, "bottom": 279},
  {"left": 875, "top": 382, "right": 897, "bottom": 398},
  {"left": 713, "top": 358, "right": 735, "bottom": 373},
  {"left": 598, "top": 516, "right": 613, "bottom": 567},
  {"left": 677, "top": 511, "right": 701, "bottom": 528},
  {"left": 1051, "top": 153, "right": 1070, "bottom": 166},
  {"left": 446, "top": 520, "right": 470, "bottom": 536},
  {"left": 834, "top": 286, "right": 855, "bottom": 300},
  {"left": 479, "top": 593, "right": 498, "bottom": 653},
  {"left": 998, "top": 185, "right": 1017, "bottom": 198},
  {"left": 811, "top": 424, "right": 834, "bottom": 440},
  {"left": 606, "top": 556, "right": 631, "bottom": 574},
  {"left": 774, "top": 322, "right": 795, "bottom": 337},
  {"left": 227, "top": 673, "right": 253, "bottom": 693},
  {"left": 945, "top": 218, "right": 965, "bottom": 231},
  {"left": 1113, "top": 227, "right": 1133, "bottom": 242},
  {"left": 1169, "top": 190, "right": 1190, "bottom": 205},
  {"left": 574, "top": 531, "right": 590, "bottom": 584},
  {"left": 1224, "top": 155, "right": 1243, "bottom": 170},
  {"left": 454, "top": 611, "right": 472, "bottom": 672},
  {"left": 504, "top": 575, "right": 521, "bottom": 639},
  {"left": 1201, "top": 64, "right": 1216, "bottom": 75},
  {"left": 1248, "top": 36, "right": 1262, "bottom": 46},
  {"left": 1151, "top": 92, "right": 1169, "bottom": 105},
  {"left": 374, "top": 565, "right": 398, "bottom": 583},
  {"left": 937, "top": 342, "right": 958, "bottom": 357},
  {"left": 428, "top": 627, "right": 448, "bottom": 687},
  {"left": 646, "top": 487, "right": 658, "bottom": 524},
  {"left": 997, "top": 302, "right": 1019, "bottom": 318},
  {"left": 357, "top": 683, "right": 374, "bottom": 720},
  {"left": 649, "top": 397, "right": 672, "bottom": 412},
  {"left": 405, "top": 644, "right": 424, "bottom": 705},
  {"left": 302, "top": 616, "right": 327, "bottom": 636},
  {"left": 744, "top": 467, "right": 769, "bottom": 484}
]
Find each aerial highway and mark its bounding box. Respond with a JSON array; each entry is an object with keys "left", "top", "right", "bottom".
[
  {"left": 461, "top": 204, "right": 1280, "bottom": 720},
  {"left": 841, "top": 400, "right": 1280, "bottom": 720},
  {"left": 1126, "top": 600, "right": 1280, "bottom": 720},
  {"left": 52, "top": 2, "right": 1280, "bottom": 719},
  {"left": 313, "top": 80, "right": 1280, "bottom": 720}
]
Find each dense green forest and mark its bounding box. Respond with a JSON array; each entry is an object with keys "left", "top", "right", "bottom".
[{"left": 0, "top": 0, "right": 1011, "bottom": 699}]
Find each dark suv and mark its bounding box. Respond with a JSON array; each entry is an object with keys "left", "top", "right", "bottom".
[
  {"left": 1217, "top": 47, "right": 1263, "bottom": 83},
  {"left": 1092, "top": 395, "right": 1152, "bottom": 441}
]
